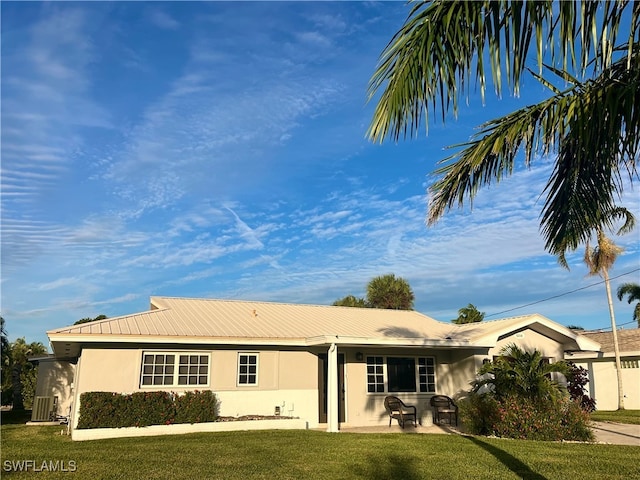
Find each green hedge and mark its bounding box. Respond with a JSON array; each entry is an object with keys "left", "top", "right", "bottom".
[{"left": 77, "top": 390, "right": 218, "bottom": 429}]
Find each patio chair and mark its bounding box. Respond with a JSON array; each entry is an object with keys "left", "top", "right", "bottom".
[
  {"left": 384, "top": 396, "right": 417, "bottom": 428},
  {"left": 430, "top": 395, "right": 458, "bottom": 426}
]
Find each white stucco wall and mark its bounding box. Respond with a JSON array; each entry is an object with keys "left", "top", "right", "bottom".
[
  {"left": 491, "top": 329, "right": 566, "bottom": 361},
  {"left": 34, "top": 359, "right": 75, "bottom": 418},
  {"left": 573, "top": 356, "right": 640, "bottom": 410},
  {"left": 68, "top": 329, "right": 582, "bottom": 431},
  {"left": 72, "top": 347, "right": 321, "bottom": 428}
]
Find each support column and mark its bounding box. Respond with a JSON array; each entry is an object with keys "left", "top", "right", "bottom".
[{"left": 326, "top": 343, "right": 339, "bottom": 433}]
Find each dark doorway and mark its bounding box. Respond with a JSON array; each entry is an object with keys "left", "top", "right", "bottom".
[{"left": 317, "top": 353, "right": 345, "bottom": 423}]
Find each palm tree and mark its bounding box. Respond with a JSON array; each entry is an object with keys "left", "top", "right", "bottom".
[
  {"left": 452, "top": 303, "right": 485, "bottom": 324},
  {"left": 477, "top": 344, "right": 570, "bottom": 402},
  {"left": 332, "top": 295, "right": 367, "bottom": 308},
  {"left": 9, "top": 338, "right": 47, "bottom": 410},
  {"left": 584, "top": 229, "right": 627, "bottom": 409},
  {"left": 74, "top": 314, "right": 107, "bottom": 325},
  {"left": 617, "top": 283, "right": 640, "bottom": 327},
  {"left": 367, "top": 1, "right": 639, "bottom": 261},
  {"left": 366, "top": 274, "right": 415, "bottom": 310}
]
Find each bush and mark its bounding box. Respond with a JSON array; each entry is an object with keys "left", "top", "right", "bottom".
[
  {"left": 460, "top": 392, "right": 593, "bottom": 442},
  {"left": 459, "top": 393, "right": 500, "bottom": 436},
  {"left": 77, "top": 392, "right": 122, "bottom": 429},
  {"left": 77, "top": 390, "right": 218, "bottom": 429},
  {"left": 566, "top": 362, "right": 597, "bottom": 412},
  {"left": 174, "top": 390, "right": 218, "bottom": 424}
]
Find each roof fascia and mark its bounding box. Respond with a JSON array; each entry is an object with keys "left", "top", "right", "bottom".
[
  {"left": 472, "top": 315, "right": 601, "bottom": 351},
  {"left": 49, "top": 333, "right": 486, "bottom": 352},
  {"left": 566, "top": 350, "right": 640, "bottom": 360}
]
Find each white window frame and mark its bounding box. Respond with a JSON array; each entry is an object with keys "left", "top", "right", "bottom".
[
  {"left": 237, "top": 353, "right": 259, "bottom": 386},
  {"left": 366, "top": 356, "right": 385, "bottom": 393},
  {"left": 140, "top": 351, "right": 211, "bottom": 388},
  {"left": 366, "top": 355, "right": 436, "bottom": 394}
]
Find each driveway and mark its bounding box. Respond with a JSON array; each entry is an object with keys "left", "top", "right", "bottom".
[{"left": 592, "top": 421, "right": 640, "bottom": 446}]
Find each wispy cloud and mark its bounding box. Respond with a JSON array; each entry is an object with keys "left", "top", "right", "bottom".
[
  {"left": 2, "top": 2, "right": 637, "bottom": 346},
  {"left": 148, "top": 9, "right": 180, "bottom": 30}
]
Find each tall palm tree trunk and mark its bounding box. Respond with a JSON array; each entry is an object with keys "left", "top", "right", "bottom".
[{"left": 603, "top": 269, "right": 625, "bottom": 410}]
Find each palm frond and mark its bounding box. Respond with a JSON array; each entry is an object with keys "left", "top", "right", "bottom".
[
  {"left": 427, "top": 51, "right": 639, "bottom": 261},
  {"left": 368, "top": 0, "right": 636, "bottom": 142},
  {"left": 617, "top": 282, "right": 640, "bottom": 302},
  {"left": 540, "top": 55, "right": 640, "bottom": 260}
]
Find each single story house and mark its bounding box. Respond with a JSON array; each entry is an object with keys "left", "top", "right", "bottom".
[
  {"left": 567, "top": 328, "right": 640, "bottom": 410},
  {"left": 39, "top": 296, "right": 602, "bottom": 434}
]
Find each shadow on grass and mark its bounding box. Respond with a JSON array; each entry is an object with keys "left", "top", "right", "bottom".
[
  {"left": 1, "top": 409, "right": 32, "bottom": 425},
  {"left": 465, "top": 436, "right": 548, "bottom": 480},
  {"left": 353, "top": 453, "right": 421, "bottom": 480}
]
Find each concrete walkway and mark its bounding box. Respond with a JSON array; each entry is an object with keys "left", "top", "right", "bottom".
[
  {"left": 591, "top": 421, "right": 640, "bottom": 446},
  {"left": 337, "top": 421, "right": 640, "bottom": 446}
]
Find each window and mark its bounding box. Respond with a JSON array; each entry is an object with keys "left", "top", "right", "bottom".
[
  {"left": 387, "top": 357, "right": 416, "bottom": 392},
  {"left": 366, "top": 356, "right": 436, "bottom": 393},
  {"left": 238, "top": 353, "right": 258, "bottom": 385},
  {"left": 367, "top": 356, "right": 384, "bottom": 393},
  {"left": 140, "top": 352, "right": 209, "bottom": 387},
  {"left": 141, "top": 353, "right": 175, "bottom": 386},
  {"left": 418, "top": 357, "right": 436, "bottom": 392}
]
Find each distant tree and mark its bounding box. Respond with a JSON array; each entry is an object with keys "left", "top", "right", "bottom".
[
  {"left": 616, "top": 283, "right": 640, "bottom": 327},
  {"left": 366, "top": 274, "right": 414, "bottom": 310},
  {"left": 1, "top": 317, "right": 10, "bottom": 405},
  {"left": 9, "top": 338, "right": 47, "bottom": 410},
  {"left": 332, "top": 295, "right": 367, "bottom": 308},
  {"left": 452, "top": 304, "right": 485, "bottom": 324},
  {"left": 584, "top": 215, "right": 634, "bottom": 410},
  {"left": 74, "top": 314, "right": 107, "bottom": 325},
  {"left": 566, "top": 325, "right": 585, "bottom": 331}
]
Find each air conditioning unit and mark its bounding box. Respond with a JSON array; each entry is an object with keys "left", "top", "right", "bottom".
[{"left": 31, "top": 396, "right": 56, "bottom": 422}]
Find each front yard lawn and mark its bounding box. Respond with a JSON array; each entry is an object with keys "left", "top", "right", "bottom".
[
  {"left": 1, "top": 416, "right": 638, "bottom": 479},
  {"left": 591, "top": 409, "right": 640, "bottom": 425}
]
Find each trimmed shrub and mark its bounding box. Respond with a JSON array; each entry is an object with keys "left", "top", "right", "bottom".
[
  {"left": 77, "top": 390, "right": 218, "bottom": 429},
  {"left": 127, "top": 391, "right": 175, "bottom": 427},
  {"left": 77, "top": 392, "right": 122, "bottom": 429},
  {"left": 174, "top": 390, "right": 218, "bottom": 424}
]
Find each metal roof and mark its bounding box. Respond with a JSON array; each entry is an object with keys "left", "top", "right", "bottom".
[
  {"left": 46, "top": 296, "right": 600, "bottom": 356},
  {"left": 47, "top": 296, "right": 456, "bottom": 339}
]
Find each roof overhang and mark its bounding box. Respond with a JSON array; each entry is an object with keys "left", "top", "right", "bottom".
[
  {"left": 565, "top": 349, "right": 640, "bottom": 360},
  {"left": 304, "top": 335, "right": 478, "bottom": 348},
  {"left": 470, "top": 316, "right": 601, "bottom": 352},
  {"left": 48, "top": 332, "right": 482, "bottom": 358}
]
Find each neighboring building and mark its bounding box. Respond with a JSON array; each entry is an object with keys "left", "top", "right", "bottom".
[
  {"left": 29, "top": 355, "right": 75, "bottom": 422},
  {"left": 41, "top": 296, "right": 600, "bottom": 433},
  {"left": 568, "top": 329, "right": 640, "bottom": 410}
]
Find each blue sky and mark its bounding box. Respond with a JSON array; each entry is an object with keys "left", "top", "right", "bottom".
[{"left": 2, "top": 2, "right": 638, "bottom": 347}]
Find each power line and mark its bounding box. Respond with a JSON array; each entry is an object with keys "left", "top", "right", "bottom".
[
  {"left": 485, "top": 267, "right": 640, "bottom": 318},
  {"left": 592, "top": 318, "right": 638, "bottom": 332}
]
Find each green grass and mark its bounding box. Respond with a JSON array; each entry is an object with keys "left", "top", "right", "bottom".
[
  {"left": 591, "top": 409, "right": 640, "bottom": 425},
  {"left": 1, "top": 412, "right": 639, "bottom": 480}
]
